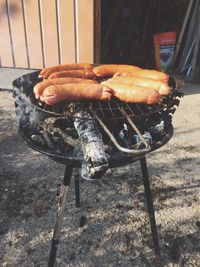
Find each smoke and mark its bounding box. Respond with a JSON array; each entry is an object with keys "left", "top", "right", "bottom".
[{"left": 13, "top": 85, "right": 38, "bottom": 132}]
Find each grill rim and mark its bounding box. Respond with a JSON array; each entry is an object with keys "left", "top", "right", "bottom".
[{"left": 12, "top": 70, "right": 181, "bottom": 121}]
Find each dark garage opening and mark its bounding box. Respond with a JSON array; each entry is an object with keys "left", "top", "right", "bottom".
[{"left": 100, "top": 0, "right": 189, "bottom": 72}]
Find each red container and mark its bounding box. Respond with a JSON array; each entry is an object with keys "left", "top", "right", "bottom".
[{"left": 153, "top": 32, "right": 176, "bottom": 71}]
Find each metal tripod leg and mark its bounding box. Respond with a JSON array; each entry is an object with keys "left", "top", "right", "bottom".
[
  {"left": 48, "top": 165, "right": 73, "bottom": 267},
  {"left": 140, "top": 157, "right": 161, "bottom": 263}
]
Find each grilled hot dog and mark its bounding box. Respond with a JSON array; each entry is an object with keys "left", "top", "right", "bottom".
[
  {"left": 48, "top": 70, "right": 96, "bottom": 79},
  {"left": 100, "top": 82, "right": 160, "bottom": 105},
  {"left": 103, "top": 76, "right": 170, "bottom": 96},
  {"left": 41, "top": 84, "right": 114, "bottom": 105},
  {"left": 33, "top": 77, "right": 98, "bottom": 99},
  {"left": 39, "top": 63, "right": 93, "bottom": 79},
  {"left": 93, "top": 64, "right": 141, "bottom": 77},
  {"left": 114, "top": 69, "right": 169, "bottom": 84}
]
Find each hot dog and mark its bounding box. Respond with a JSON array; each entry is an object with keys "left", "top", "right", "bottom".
[
  {"left": 41, "top": 84, "right": 114, "bottom": 105},
  {"left": 33, "top": 77, "right": 98, "bottom": 99},
  {"left": 48, "top": 70, "right": 96, "bottom": 79},
  {"left": 39, "top": 63, "right": 93, "bottom": 79},
  {"left": 114, "top": 69, "right": 169, "bottom": 84},
  {"left": 103, "top": 76, "right": 170, "bottom": 96},
  {"left": 100, "top": 82, "right": 160, "bottom": 105},
  {"left": 92, "top": 64, "right": 141, "bottom": 77}
]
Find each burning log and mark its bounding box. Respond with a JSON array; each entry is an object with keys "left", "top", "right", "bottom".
[{"left": 73, "top": 105, "right": 109, "bottom": 180}]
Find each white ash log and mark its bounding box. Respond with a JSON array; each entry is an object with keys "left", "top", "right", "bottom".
[{"left": 73, "top": 106, "right": 109, "bottom": 180}]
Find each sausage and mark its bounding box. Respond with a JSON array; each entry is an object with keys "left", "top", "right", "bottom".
[
  {"left": 39, "top": 63, "right": 93, "bottom": 79},
  {"left": 114, "top": 69, "right": 169, "bottom": 84},
  {"left": 41, "top": 84, "right": 114, "bottom": 105},
  {"left": 100, "top": 82, "right": 160, "bottom": 105},
  {"left": 33, "top": 77, "right": 98, "bottom": 99},
  {"left": 48, "top": 70, "right": 96, "bottom": 79},
  {"left": 103, "top": 76, "right": 170, "bottom": 96},
  {"left": 92, "top": 64, "right": 141, "bottom": 77}
]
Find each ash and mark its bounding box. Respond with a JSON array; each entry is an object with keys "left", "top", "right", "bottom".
[{"left": 73, "top": 106, "right": 109, "bottom": 180}]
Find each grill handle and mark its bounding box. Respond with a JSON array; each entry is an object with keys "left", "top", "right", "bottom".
[{"left": 91, "top": 110, "right": 151, "bottom": 155}]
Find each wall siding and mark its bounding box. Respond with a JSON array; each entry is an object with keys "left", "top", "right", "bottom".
[{"left": 0, "top": 0, "right": 96, "bottom": 69}]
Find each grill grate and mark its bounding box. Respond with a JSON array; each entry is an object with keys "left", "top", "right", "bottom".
[
  {"left": 90, "top": 100, "right": 161, "bottom": 121},
  {"left": 30, "top": 91, "right": 178, "bottom": 122},
  {"left": 24, "top": 75, "right": 182, "bottom": 126}
]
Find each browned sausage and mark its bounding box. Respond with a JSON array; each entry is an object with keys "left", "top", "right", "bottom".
[
  {"left": 114, "top": 69, "right": 169, "bottom": 84},
  {"left": 33, "top": 77, "right": 98, "bottom": 99},
  {"left": 48, "top": 70, "right": 96, "bottom": 79},
  {"left": 100, "top": 82, "right": 160, "bottom": 105},
  {"left": 39, "top": 63, "right": 93, "bottom": 79},
  {"left": 103, "top": 76, "right": 170, "bottom": 96},
  {"left": 41, "top": 84, "right": 114, "bottom": 105},
  {"left": 92, "top": 64, "right": 141, "bottom": 77}
]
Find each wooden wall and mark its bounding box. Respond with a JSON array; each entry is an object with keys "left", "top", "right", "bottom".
[{"left": 0, "top": 0, "right": 98, "bottom": 69}]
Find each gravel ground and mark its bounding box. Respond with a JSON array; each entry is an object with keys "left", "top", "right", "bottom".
[{"left": 0, "top": 83, "right": 200, "bottom": 267}]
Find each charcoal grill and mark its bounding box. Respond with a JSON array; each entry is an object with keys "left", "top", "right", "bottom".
[{"left": 13, "top": 70, "right": 183, "bottom": 266}]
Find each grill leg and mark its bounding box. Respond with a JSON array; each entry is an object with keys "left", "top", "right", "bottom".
[
  {"left": 140, "top": 157, "right": 161, "bottom": 263},
  {"left": 48, "top": 165, "right": 73, "bottom": 267}
]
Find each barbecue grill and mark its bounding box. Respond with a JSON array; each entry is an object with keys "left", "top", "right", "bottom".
[{"left": 13, "top": 70, "right": 183, "bottom": 266}]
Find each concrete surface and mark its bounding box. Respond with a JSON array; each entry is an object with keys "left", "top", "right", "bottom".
[{"left": 0, "top": 68, "right": 38, "bottom": 89}]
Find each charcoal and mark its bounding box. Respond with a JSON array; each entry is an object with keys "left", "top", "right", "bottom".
[
  {"left": 42, "top": 131, "right": 56, "bottom": 150},
  {"left": 118, "top": 123, "right": 136, "bottom": 148},
  {"left": 31, "top": 134, "right": 46, "bottom": 147},
  {"left": 133, "top": 131, "right": 152, "bottom": 148},
  {"left": 73, "top": 106, "right": 109, "bottom": 180},
  {"left": 42, "top": 117, "right": 79, "bottom": 148}
]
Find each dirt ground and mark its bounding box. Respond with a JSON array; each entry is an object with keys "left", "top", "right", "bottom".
[{"left": 0, "top": 83, "right": 200, "bottom": 267}]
